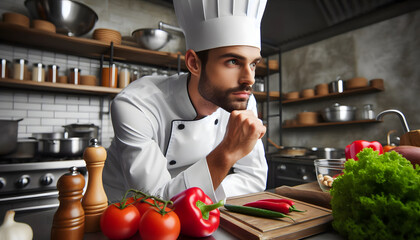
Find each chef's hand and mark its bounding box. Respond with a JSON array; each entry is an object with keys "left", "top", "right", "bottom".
[{"left": 207, "top": 110, "right": 266, "bottom": 189}]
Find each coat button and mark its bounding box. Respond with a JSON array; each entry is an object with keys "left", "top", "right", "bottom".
[
  {"left": 169, "top": 160, "right": 176, "bottom": 165},
  {"left": 178, "top": 124, "right": 185, "bottom": 130},
  {"left": 214, "top": 119, "right": 218, "bottom": 125}
]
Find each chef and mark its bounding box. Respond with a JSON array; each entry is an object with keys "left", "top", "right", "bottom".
[{"left": 103, "top": 0, "right": 268, "bottom": 203}]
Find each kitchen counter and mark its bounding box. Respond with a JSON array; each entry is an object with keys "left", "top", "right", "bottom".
[{"left": 13, "top": 182, "right": 344, "bottom": 240}]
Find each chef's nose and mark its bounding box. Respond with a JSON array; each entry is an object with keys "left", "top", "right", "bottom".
[{"left": 239, "top": 64, "right": 255, "bottom": 86}]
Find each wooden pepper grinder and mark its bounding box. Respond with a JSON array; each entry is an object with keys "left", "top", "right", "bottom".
[
  {"left": 51, "top": 166, "right": 85, "bottom": 240},
  {"left": 82, "top": 138, "right": 108, "bottom": 232}
]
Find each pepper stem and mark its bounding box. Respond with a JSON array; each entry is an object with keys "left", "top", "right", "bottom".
[{"left": 196, "top": 200, "right": 224, "bottom": 220}]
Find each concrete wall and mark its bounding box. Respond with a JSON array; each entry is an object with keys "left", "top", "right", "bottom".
[{"left": 267, "top": 10, "right": 420, "bottom": 151}]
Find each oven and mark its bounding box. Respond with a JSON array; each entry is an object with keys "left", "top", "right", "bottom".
[
  {"left": 267, "top": 153, "right": 318, "bottom": 189},
  {"left": 0, "top": 157, "right": 87, "bottom": 218}
]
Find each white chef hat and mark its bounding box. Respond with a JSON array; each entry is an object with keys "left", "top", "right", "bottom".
[{"left": 173, "top": 0, "right": 267, "bottom": 52}]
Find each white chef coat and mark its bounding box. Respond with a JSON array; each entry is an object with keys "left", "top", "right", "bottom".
[{"left": 103, "top": 73, "right": 267, "bottom": 203}]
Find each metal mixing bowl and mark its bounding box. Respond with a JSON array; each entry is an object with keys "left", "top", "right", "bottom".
[
  {"left": 321, "top": 103, "right": 356, "bottom": 122},
  {"left": 25, "top": 0, "right": 98, "bottom": 36},
  {"left": 132, "top": 28, "right": 171, "bottom": 51}
]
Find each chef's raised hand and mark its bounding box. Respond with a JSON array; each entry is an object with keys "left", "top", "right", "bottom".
[{"left": 206, "top": 110, "right": 266, "bottom": 189}]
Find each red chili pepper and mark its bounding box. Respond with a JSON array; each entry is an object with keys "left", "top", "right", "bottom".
[
  {"left": 345, "top": 140, "right": 383, "bottom": 160},
  {"left": 244, "top": 200, "right": 291, "bottom": 214},
  {"left": 256, "top": 198, "right": 305, "bottom": 212},
  {"left": 170, "top": 187, "right": 224, "bottom": 238},
  {"left": 244, "top": 199, "right": 306, "bottom": 214}
]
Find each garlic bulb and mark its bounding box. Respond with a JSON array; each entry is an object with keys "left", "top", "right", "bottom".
[{"left": 0, "top": 210, "right": 33, "bottom": 240}]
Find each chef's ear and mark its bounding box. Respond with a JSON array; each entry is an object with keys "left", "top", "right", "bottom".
[{"left": 185, "top": 49, "right": 201, "bottom": 77}]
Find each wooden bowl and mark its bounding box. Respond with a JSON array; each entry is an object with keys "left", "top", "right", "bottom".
[
  {"left": 297, "top": 112, "right": 319, "bottom": 125},
  {"left": 3, "top": 12, "right": 30, "bottom": 28},
  {"left": 80, "top": 75, "right": 97, "bottom": 86},
  {"left": 346, "top": 77, "right": 368, "bottom": 89},
  {"left": 285, "top": 91, "right": 299, "bottom": 100},
  {"left": 300, "top": 88, "right": 315, "bottom": 98},
  {"left": 315, "top": 83, "right": 329, "bottom": 96},
  {"left": 32, "top": 19, "right": 56, "bottom": 33},
  {"left": 93, "top": 28, "right": 122, "bottom": 45}
]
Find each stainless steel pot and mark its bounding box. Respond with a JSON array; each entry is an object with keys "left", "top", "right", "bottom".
[
  {"left": 1, "top": 138, "right": 38, "bottom": 159},
  {"left": 62, "top": 124, "right": 99, "bottom": 140},
  {"left": 310, "top": 147, "right": 345, "bottom": 159},
  {"left": 0, "top": 119, "right": 23, "bottom": 155},
  {"left": 37, "top": 137, "right": 89, "bottom": 157},
  {"left": 321, "top": 103, "right": 356, "bottom": 122}
]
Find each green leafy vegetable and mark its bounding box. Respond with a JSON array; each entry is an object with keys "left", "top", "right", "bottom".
[{"left": 330, "top": 148, "right": 420, "bottom": 240}]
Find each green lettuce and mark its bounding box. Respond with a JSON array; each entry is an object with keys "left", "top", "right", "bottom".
[{"left": 330, "top": 148, "right": 420, "bottom": 240}]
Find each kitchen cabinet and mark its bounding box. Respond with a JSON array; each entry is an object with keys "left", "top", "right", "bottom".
[{"left": 282, "top": 85, "right": 385, "bottom": 128}]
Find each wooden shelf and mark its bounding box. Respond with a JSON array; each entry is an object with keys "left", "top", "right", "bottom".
[
  {"left": 282, "top": 119, "right": 382, "bottom": 128},
  {"left": 0, "top": 78, "right": 121, "bottom": 96},
  {"left": 0, "top": 23, "right": 276, "bottom": 76},
  {"left": 253, "top": 91, "right": 281, "bottom": 101},
  {"left": 282, "top": 86, "right": 384, "bottom": 105}
]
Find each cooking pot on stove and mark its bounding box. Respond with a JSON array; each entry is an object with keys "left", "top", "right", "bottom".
[
  {"left": 37, "top": 137, "right": 90, "bottom": 157},
  {"left": 63, "top": 123, "right": 99, "bottom": 140},
  {"left": 267, "top": 138, "right": 308, "bottom": 156},
  {"left": 0, "top": 119, "right": 23, "bottom": 155},
  {"left": 1, "top": 138, "right": 38, "bottom": 159}
]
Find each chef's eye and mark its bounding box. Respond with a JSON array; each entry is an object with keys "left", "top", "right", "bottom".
[
  {"left": 250, "top": 62, "right": 257, "bottom": 69},
  {"left": 226, "top": 59, "right": 238, "bottom": 65}
]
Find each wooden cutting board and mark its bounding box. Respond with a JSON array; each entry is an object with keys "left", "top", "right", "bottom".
[{"left": 220, "top": 192, "right": 333, "bottom": 240}]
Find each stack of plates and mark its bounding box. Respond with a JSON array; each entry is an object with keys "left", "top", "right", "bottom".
[{"left": 93, "top": 28, "right": 122, "bottom": 45}]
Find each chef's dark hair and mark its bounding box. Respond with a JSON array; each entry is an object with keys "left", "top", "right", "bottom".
[{"left": 196, "top": 50, "right": 209, "bottom": 69}]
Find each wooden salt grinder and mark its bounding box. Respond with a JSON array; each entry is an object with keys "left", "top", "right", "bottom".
[
  {"left": 82, "top": 138, "right": 108, "bottom": 232},
  {"left": 51, "top": 167, "right": 85, "bottom": 240}
]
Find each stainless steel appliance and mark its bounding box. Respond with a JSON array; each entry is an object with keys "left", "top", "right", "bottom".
[
  {"left": 267, "top": 153, "right": 318, "bottom": 188},
  {"left": 0, "top": 156, "right": 86, "bottom": 218}
]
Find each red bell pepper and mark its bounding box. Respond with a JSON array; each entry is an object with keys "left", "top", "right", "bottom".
[
  {"left": 170, "top": 187, "right": 224, "bottom": 237},
  {"left": 345, "top": 140, "right": 383, "bottom": 160}
]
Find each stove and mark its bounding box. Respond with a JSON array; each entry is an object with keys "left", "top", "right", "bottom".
[
  {"left": 267, "top": 153, "right": 318, "bottom": 189},
  {"left": 0, "top": 157, "right": 86, "bottom": 217}
]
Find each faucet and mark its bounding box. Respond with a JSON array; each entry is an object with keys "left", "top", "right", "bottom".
[{"left": 376, "top": 109, "right": 410, "bottom": 133}]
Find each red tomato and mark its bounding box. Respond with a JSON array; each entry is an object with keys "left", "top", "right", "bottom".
[
  {"left": 135, "top": 198, "right": 163, "bottom": 216},
  {"left": 139, "top": 207, "right": 180, "bottom": 240},
  {"left": 100, "top": 203, "right": 140, "bottom": 240}
]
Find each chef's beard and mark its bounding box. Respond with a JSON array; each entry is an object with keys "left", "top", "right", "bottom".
[{"left": 198, "top": 70, "right": 252, "bottom": 113}]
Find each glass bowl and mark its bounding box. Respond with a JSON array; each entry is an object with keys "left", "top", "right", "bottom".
[{"left": 314, "top": 159, "right": 346, "bottom": 192}]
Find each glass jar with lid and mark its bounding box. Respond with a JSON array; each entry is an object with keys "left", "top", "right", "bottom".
[
  {"left": 13, "top": 59, "right": 29, "bottom": 80},
  {"left": 32, "top": 63, "right": 45, "bottom": 82},
  {"left": 0, "top": 59, "right": 11, "bottom": 78},
  {"left": 47, "top": 64, "right": 60, "bottom": 83},
  {"left": 131, "top": 66, "right": 140, "bottom": 82},
  {"left": 101, "top": 62, "right": 118, "bottom": 88},
  {"left": 69, "top": 67, "right": 81, "bottom": 85},
  {"left": 118, "top": 64, "right": 130, "bottom": 88}
]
